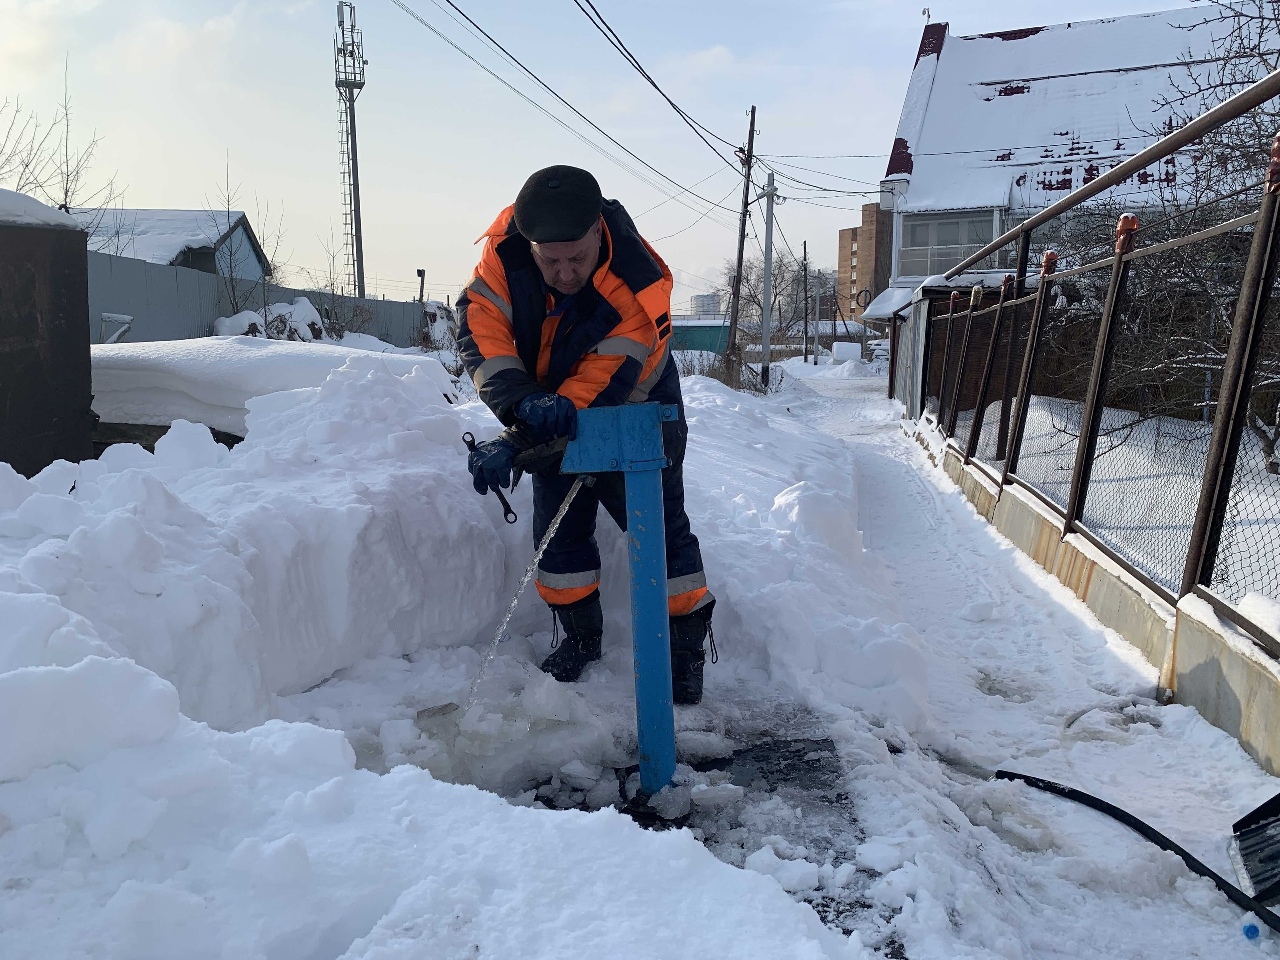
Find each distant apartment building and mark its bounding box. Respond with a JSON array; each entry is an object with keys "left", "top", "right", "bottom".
[
  {"left": 690, "top": 292, "right": 722, "bottom": 315},
  {"left": 836, "top": 203, "right": 892, "bottom": 326}
]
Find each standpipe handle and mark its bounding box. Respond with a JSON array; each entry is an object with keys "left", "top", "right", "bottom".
[{"left": 461, "top": 432, "right": 518, "bottom": 524}]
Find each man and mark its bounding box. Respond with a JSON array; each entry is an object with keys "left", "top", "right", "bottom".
[{"left": 456, "top": 164, "right": 715, "bottom": 705}]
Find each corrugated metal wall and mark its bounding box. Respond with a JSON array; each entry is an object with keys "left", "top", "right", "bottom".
[
  {"left": 86, "top": 252, "right": 434, "bottom": 348},
  {"left": 88, "top": 251, "right": 220, "bottom": 342}
]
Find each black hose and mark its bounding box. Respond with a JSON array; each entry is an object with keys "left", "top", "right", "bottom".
[{"left": 995, "top": 769, "right": 1280, "bottom": 935}]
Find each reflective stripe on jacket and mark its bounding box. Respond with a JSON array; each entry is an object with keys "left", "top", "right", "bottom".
[{"left": 456, "top": 199, "right": 676, "bottom": 425}]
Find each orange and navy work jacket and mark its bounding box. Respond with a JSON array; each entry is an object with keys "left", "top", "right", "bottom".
[{"left": 456, "top": 199, "right": 679, "bottom": 426}]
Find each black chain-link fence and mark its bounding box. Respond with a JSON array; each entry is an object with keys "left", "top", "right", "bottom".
[
  {"left": 949, "top": 301, "right": 999, "bottom": 455},
  {"left": 938, "top": 309, "right": 966, "bottom": 431},
  {"left": 923, "top": 308, "right": 953, "bottom": 422},
  {"left": 1211, "top": 281, "right": 1280, "bottom": 604},
  {"left": 971, "top": 301, "right": 1031, "bottom": 474},
  {"left": 1078, "top": 228, "right": 1247, "bottom": 593},
  {"left": 1010, "top": 266, "right": 1113, "bottom": 509}
]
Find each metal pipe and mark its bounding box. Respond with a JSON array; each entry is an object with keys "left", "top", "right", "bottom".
[{"left": 946, "top": 69, "right": 1280, "bottom": 279}]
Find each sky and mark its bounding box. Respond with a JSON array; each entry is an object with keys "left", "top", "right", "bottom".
[{"left": 5, "top": 0, "right": 1201, "bottom": 310}]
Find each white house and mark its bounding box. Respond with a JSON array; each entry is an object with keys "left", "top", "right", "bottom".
[
  {"left": 73, "top": 208, "right": 273, "bottom": 282},
  {"left": 863, "top": 8, "right": 1224, "bottom": 321}
]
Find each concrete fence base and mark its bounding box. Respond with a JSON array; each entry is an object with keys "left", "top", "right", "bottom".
[{"left": 923, "top": 427, "right": 1280, "bottom": 777}]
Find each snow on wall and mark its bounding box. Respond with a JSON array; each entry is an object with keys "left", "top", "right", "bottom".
[
  {"left": 0, "top": 188, "right": 80, "bottom": 229},
  {"left": 888, "top": 9, "right": 1229, "bottom": 214}
]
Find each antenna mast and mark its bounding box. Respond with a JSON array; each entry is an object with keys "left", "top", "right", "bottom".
[{"left": 335, "top": 2, "right": 367, "bottom": 299}]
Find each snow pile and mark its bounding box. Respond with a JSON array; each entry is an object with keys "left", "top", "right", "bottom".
[
  {"left": 0, "top": 188, "right": 80, "bottom": 229},
  {"left": 779, "top": 357, "right": 890, "bottom": 381},
  {"left": 91, "top": 336, "right": 460, "bottom": 435},
  {"left": 0, "top": 358, "right": 883, "bottom": 958}
]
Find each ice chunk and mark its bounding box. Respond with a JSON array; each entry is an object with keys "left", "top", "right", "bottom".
[
  {"left": 649, "top": 783, "right": 692, "bottom": 820},
  {"left": 84, "top": 792, "right": 168, "bottom": 860},
  {"left": 559, "top": 759, "right": 603, "bottom": 790},
  {"left": 744, "top": 845, "right": 822, "bottom": 892},
  {"left": 690, "top": 782, "right": 745, "bottom": 808}
]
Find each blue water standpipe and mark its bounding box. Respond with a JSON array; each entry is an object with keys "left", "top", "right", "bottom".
[{"left": 560, "top": 402, "right": 679, "bottom": 798}]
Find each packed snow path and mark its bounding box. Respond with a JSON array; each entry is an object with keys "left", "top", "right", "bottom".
[
  {"left": 1, "top": 356, "right": 1278, "bottom": 959},
  {"left": 794, "top": 376, "right": 1280, "bottom": 957}
]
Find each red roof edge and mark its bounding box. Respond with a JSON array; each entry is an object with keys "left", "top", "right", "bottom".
[
  {"left": 916, "top": 21, "right": 947, "bottom": 65},
  {"left": 886, "top": 138, "right": 914, "bottom": 178}
]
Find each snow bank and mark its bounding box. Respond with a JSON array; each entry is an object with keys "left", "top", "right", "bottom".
[
  {"left": 91, "top": 336, "right": 460, "bottom": 435},
  {"left": 0, "top": 360, "right": 873, "bottom": 956},
  {"left": 779, "top": 356, "right": 889, "bottom": 382},
  {"left": 8, "top": 359, "right": 502, "bottom": 731}
]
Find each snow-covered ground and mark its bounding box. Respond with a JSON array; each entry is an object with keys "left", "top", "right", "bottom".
[{"left": 2, "top": 359, "right": 1277, "bottom": 958}]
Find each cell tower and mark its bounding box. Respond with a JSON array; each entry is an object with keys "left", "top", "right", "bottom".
[{"left": 335, "top": 2, "right": 367, "bottom": 299}]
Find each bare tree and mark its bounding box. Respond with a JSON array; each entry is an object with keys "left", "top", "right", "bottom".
[
  {"left": 38, "top": 60, "right": 121, "bottom": 231},
  {"left": 0, "top": 98, "right": 56, "bottom": 194}
]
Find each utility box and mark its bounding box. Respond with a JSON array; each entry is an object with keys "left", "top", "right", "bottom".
[{"left": 0, "top": 191, "right": 94, "bottom": 477}]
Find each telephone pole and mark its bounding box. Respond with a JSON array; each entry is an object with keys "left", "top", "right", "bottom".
[
  {"left": 726, "top": 106, "right": 756, "bottom": 385},
  {"left": 802, "top": 240, "right": 810, "bottom": 363},
  {"left": 759, "top": 170, "right": 779, "bottom": 390}
]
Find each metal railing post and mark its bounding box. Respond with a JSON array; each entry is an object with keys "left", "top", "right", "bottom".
[
  {"left": 934, "top": 290, "right": 961, "bottom": 426},
  {"left": 1063, "top": 214, "right": 1139, "bottom": 536},
  {"left": 997, "top": 230, "right": 1034, "bottom": 459},
  {"left": 964, "top": 275, "right": 1015, "bottom": 461},
  {"left": 887, "top": 313, "right": 899, "bottom": 400},
  {"left": 1002, "top": 251, "right": 1059, "bottom": 487},
  {"left": 945, "top": 285, "right": 985, "bottom": 438},
  {"left": 1182, "top": 134, "right": 1280, "bottom": 597}
]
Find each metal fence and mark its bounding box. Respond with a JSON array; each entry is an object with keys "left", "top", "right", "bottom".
[
  {"left": 86, "top": 251, "right": 436, "bottom": 348},
  {"left": 890, "top": 69, "right": 1280, "bottom": 652}
]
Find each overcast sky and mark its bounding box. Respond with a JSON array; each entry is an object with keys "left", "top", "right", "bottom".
[{"left": 7, "top": 0, "right": 1198, "bottom": 308}]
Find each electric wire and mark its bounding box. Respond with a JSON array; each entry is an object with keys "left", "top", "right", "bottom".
[
  {"left": 654, "top": 182, "right": 744, "bottom": 241},
  {"left": 426, "top": 0, "right": 737, "bottom": 218},
  {"left": 391, "top": 0, "right": 737, "bottom": 227},
  {"left": 634, "top": 166, "right": 735, "bottom": 218},
  {"left": 569, "top": 0, "right": 740, "bottom": 169},
  {"left": 760, "top": 135, "right": 1199, "bottom": 160}
]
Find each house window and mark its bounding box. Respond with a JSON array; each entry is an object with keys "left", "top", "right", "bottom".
[{"left": 899, "top": 212, "right": 997, "bottom": 277}]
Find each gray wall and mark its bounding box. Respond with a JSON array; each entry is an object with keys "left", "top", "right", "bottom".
[
  {"left": 87, "top": 251, "right": 434, "bottom": 348},
  {"left": 88, "top": 251, "right": 220, "bottom": 342}
]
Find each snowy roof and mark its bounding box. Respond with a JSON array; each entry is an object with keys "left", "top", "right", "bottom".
[
  {"left": 670, "top": 313, "right": 727, "bottom": 327},
  {"left": 886, "top": 10, "right": 1227, "bottom": 214},
  {"left": 0, "top": 189, "right": 80, "bottom": 230},
  {"left": 862, "top": 286, "right": 914, "bottom": 320},
  {"left": 73, "top": 208, "right": 269, "bottom": 271}
]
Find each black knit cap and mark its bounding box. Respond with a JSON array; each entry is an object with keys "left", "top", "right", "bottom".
[{"left": 513, "top": 165, "right": 602, "bottom": 243}]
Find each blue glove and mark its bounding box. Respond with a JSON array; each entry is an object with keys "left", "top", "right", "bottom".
[
  {"left": 467, "top": 435, "right": 519, "bottom": 495},
  {"left": 517, "top": 392, "right": 578, "bottom": 441}
]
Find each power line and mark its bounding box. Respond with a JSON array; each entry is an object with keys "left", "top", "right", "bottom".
[
  {"left": 760, "top": 133, "right": 1180, "bottom": 161},
  {"left": 757, "top": 159, "right": 877, "bottom": 196},
  {"left": 392, "top": 0, "right": 737, "bottom": 227},
  {"left": 569, "top": 0, "right": 739, "bottom": 169},
  {"left": 634, "top": 166, "right": 734, "bottom": 218},
  {"left": 654, "top": 182, "right": 743, "bottom": 241},
  {"left": 760, "top": 159, "right": 879, "bottom": 186}
]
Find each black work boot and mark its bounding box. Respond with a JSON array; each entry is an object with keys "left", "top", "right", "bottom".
[
  {"left": 669, "top": 597, "right": 716, "bottom": 706},
  {"left": 540, "top": 592, "right": 603, "bottom": 683}
]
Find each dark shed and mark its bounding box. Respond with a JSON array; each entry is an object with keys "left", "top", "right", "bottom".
[{"left": 0, "top": 190, "right": 94, "bottom": 477}]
